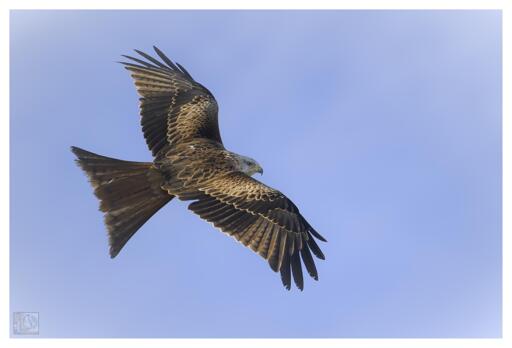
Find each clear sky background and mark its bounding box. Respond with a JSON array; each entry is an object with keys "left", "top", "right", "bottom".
[{"left": 10, "top": 10, "right": 501, "bottom": 338}]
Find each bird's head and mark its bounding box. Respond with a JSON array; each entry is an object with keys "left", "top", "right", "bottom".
[{"left": 236, "top": 154, "right": 263, "bottom": 176}]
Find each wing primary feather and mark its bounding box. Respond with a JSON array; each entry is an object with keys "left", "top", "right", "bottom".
[
  {"left": 121, "top": 55, "right": 162, "bottom": 70},
  {"left": 257, "top": 224, "right": 274, "bottom": 258},
  {"left": 300, "top": 244, "right": 318, "bottom": 280},
  {"left": 175, "top": 62, "right": 194, "bottom": 79},
  {"left": 296, "top": 232, "right": 303, "bottom": 251},
  {"left": 308, "top": 225, "right": 327, "bottom": 242},
  {"left": 288, "top": 231, "right": 295, "bottom": 255},
  {"left": 153, "top": 46, "right": 180, "bottom": 71},
  {"left": 249, "top": 219, "right": 269, "bottom": 252},
  {"left": 118, "top": 61, "right": 149, "bottom": 70},
  {"left": 277, "top": 230, "right": 288, "bottom": 271},
  {"left": 134, "top": 49, "right": 171, "bottom": 70},
  {"left": 267, "top": 225, "right": 280, "bottom": 260},
  {"left": 123, "top": 65, "right": 173, "bottom": 80},
  {"left": 306, "top": 233, "right": 325, "bottom": 260},
  {"left": 280, "top": 251, "right": 291, "bottom": 290},
  {"left": 291, "top": 251, "right": 304, "bottom": 291},
  {"left": 267, "top": 231, "right": 281, "bottom": 272}
]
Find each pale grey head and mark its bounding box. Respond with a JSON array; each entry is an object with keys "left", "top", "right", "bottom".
[{"left": 233, "top": 153, "right": 263, "bottom": 176}]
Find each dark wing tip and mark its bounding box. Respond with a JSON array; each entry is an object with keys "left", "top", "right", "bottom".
[
  {"left": 118, "top": 60, "right": 135, "bottom": 68},
  {"left": 70, "top": 146, "right": 94, "bottom": 160},
  {"left": 269, "top": 259, "right": 280, "bottom": 273},
  {"left": 109, "top": 238, "right": 123, "bottom": 258},
  {"left": 308, "top": 225, "right": 327, "bottom": 242},
  {"left": 71, "top": 146, "right": 84, "bottom": 167},
  {"left": 133, "top": 49, "right": 171, "bottom": 70},
  {"left": 291, "top": 252, "right": 304, "bottom": 290},
  {"left": 175, "top": 62, "right": 194, "bottom": 79},
  {"left": 153, "top": 45, "right": 166, "bottom": 58},
  {"left": 109, "top": 248, "right": 119, "bottom": 258},
  {"left": 307, "top": 233, "right": 326, "bottom": 260},
  {"left": 152, "top": 46, "right": 193, "bottom": 79},
  {"left": 300, "top": 243, "right": 319, "bottom": 280},
  {"left": 120, "top": 54, "right": 158, "bottom": 69},
  {"left": 280, "top": 252, "right": 292, "bottom": 290},
  {"left": 152, "top": 45, "right": 180, "bottom": 70},
  {"left": 120, "top": 46, "right": 195, "bottom": 83}
]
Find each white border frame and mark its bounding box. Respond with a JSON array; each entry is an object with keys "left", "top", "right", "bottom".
[{"left": 1, "top": 1, "right": 508, "bottom": 347}]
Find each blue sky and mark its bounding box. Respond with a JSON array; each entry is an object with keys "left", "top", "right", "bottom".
[{"left": 10, "top": 10, "right": 501, "bottom": 338}]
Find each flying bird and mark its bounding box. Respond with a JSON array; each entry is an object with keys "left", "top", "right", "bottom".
[{"left": 71, "top": 46, "right": 326, "bottom": 290}]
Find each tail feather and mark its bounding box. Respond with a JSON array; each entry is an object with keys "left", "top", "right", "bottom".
[{"left": 71, "top": 146, "right": 173, "bottom": 257}]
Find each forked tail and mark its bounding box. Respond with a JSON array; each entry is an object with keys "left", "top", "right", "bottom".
[{"left": 71, "top": 146, "right": 173, "bottom": 257}]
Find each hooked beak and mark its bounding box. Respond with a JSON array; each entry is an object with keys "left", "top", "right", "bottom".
[{"left": 257, "top": 166, "right": 263, "bottom": 175}]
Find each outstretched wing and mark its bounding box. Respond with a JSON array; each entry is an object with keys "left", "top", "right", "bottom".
[
  {"left": 186, "top": 172, "right": 327, "bottom": 291},
  {"left": 121, "top": 46, "right": 222, "bottom": 157}
]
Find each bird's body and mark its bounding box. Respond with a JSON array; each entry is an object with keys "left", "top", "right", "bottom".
[
  {"left": 158, "top": 139, "right": 262, "bottom": 193},
  {"left": 72, "top": 47, "right": 326, "bottom": 290}
]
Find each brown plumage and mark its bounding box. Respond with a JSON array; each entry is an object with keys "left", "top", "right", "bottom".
[{"left": 72, "top": 46, "right": 326, "bottom": 290}]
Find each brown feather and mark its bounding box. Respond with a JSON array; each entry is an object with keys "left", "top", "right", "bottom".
[
  {"left": 291, "top": 251, "right": 304, "bottom": 291},
  {"left": 267, "top": 231, "right": 281, "bottom": 272},
  {"left": 300, "top": 244, "right": 318, "bottom": 280},
  {"left": 280, "top": 251, "right": 292, "bottom": 290}
]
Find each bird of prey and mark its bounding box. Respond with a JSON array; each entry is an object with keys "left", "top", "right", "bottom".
[{"left": 71, "top": 46, "right": 326, "bottom": 290}]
